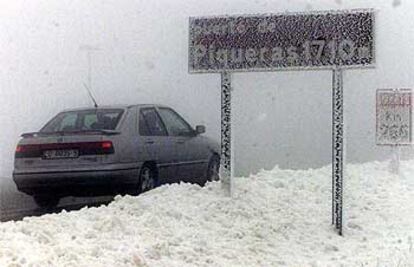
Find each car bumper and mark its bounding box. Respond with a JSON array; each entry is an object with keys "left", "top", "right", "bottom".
[{"left": 13, "top": 166, "right": 140, "bottom": 196}]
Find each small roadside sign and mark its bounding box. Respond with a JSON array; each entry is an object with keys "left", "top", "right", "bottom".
[{"left": 376, "top": 89, "right": 412, "bottom": 146}]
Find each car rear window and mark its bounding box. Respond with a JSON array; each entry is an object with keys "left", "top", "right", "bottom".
[{"left": 40, "top": 109, "right": 124, "bottom": 132}]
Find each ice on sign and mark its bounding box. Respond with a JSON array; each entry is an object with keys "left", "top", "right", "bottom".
[
  {"left": 189, "top": 10, "right": 375, "bottom": 72},
  {"left": 376, "top": 89, "right": 412, "bottom": 145}
]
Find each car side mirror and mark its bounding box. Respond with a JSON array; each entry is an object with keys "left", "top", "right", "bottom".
[{"left": 195, "top": 125, "right": 206, "bottom": 135}]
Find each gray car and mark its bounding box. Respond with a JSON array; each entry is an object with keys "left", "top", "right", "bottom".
[{"left": 13, "top": 104, "right": 220, "bottom": 208}]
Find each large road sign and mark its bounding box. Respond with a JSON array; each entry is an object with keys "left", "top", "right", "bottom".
[{"left": 189, "top": 10, "right": 375, "bottom": 72}]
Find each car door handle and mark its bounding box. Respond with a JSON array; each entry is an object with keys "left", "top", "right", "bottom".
[
  {"left": 145, "top": 140, "right": 155, "bottom": 144},
  {"left": 176, "top": 140, "right": 185, "bottom": 144}
]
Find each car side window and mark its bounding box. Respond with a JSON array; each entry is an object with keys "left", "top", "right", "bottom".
[
  {"left": 139, "top": 108, "right": 167, "bottom": 136},
  {"left": 138, "top": 112, "right": 151, "bottom": 136},
  {"left": 157, "top": 108, "right": 194, "bottom": 136}
]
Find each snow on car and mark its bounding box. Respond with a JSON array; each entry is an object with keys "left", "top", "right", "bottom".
[{"left": 1, "top": 160, "right": 413, "bottom": 267}]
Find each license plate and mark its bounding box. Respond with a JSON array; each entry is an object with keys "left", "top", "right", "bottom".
[{"left": 43, "top": 149, "right": 79, "bottom": 159}]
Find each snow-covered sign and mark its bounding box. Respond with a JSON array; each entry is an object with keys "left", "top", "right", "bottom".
[
  {"left": 376, "top": 89, "right": 412, "bottom": 145},
  {"left": 189, "top": 9, "right": 375, "bottom": 72},
  {"left": 189, "top": 9, "right": 376, "bottom": 236}
]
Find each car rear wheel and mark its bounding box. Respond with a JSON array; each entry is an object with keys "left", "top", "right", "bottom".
[
  {"left": 139, "top": 164, "right": 157, "bottom": 193},
  {"left": 33, "top": 195, "right": 60, "bottom": 209},
  {"left": 206, "top": 155, "right": 220, "bottom": 182}
]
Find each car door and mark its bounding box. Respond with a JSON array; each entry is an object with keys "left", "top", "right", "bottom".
[
  {"left": 138, "top": 107, "right": 178, "bottom": 185},
  {"left": 156, "top": 107, "right": 209, "bottom": 184}
]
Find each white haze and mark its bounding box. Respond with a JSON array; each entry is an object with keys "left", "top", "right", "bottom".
[{"left": 0, "top": 0, "right": 413, "bottom": 177}]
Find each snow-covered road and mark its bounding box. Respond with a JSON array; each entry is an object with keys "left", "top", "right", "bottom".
[{"left": 0, "top": 160, "right": 413, "bottom": 267}]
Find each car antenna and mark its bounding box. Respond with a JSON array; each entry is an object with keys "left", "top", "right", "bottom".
[{"left": 83, "top": 82, "right": 99, "bottom": 108}]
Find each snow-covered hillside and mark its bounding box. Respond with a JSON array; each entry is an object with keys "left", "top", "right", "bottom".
[{"left": 0, "top": 161, "right": 413, "bottom": 267}]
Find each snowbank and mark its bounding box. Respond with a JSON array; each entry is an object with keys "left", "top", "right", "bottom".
[{"left": 0, "top": 161, "right": 413, "bottom": 267}]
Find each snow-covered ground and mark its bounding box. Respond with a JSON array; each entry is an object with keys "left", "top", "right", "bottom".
[{"left": 0, "top": 160, "right": 413, "bottom": 267}]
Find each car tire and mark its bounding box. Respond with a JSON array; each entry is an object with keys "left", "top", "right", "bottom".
[
  {"left": 138, "top": 164, "right": 157, "bottom": 193},
  {"left": 206, "top": 155, "right": 220, "bottom": 182},
  {"left": 33, "top": 195, "right": 60, "bottom": 209}
]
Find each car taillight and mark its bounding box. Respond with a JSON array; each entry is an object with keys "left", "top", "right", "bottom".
[
  {"left": 15, "top": 144, "right": 41, "bottom": 158},
  {"left": 76, "top": 141, "right": 115, "bottom": 155},
  {"left": 101, "top": 141, "right": 113, "bottom": 150},
  {"left": 15, "top": 145, "right": 23, "bottom": 153},
  {"left": 98, "top": 141, "right": 114, "bottom": 154}
]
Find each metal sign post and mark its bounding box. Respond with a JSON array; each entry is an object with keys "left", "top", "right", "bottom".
[
  {"left": 332, "top": 68, "right": 344, "bottom": 235},
  {"left": 189, "top": 9, "right": 375, "bottom": 236},
  {"left": 390, "top": 145, "right": 401, "bottom": 175},
  {"left": 220, "top": 72, "right": 233, "bottom": 196}
]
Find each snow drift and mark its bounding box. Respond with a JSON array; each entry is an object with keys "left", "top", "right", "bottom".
[{"left": 0, "top": 160, "right": 413, "bottom": 267}]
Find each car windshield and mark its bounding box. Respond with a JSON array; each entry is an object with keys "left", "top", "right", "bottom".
[{"left": 40, "top": 109, "right": 124, "bottom": 132}]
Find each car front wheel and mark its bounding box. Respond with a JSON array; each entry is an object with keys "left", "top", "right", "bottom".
[
  {"left": 206, "top": 155, "right": 220, "bottom": 182},
  {"left": 139, "top": 165, "right": 156, "bottom": 193}
]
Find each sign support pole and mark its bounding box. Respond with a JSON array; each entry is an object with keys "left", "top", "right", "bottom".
[
  {"left": 220, "top": 71, "right": 232, "bottom": 196},
  {"left": 390, "top": 145, "right": 401, "bottom": 175},
  {"left": 332, "top": 67, "right": 344, "bottom": 235}
]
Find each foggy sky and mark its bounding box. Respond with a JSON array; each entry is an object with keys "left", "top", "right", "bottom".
[{"left": 0, "top": 0, "right": 413, "bottom": 177}]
